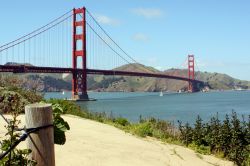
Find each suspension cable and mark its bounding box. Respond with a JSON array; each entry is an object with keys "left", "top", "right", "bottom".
[
  {"left": 0, "top": 10, "right": 72, "bottom": 49},
  {"left": 0, "top": 14, "right": 73, "bottom": 53},
  {"left": 86, "top": 10, "right": 139, "bottom": 64},
  {"left": 83, "top": 12, "right": 155, "bottom": 74},
  {"left": 86, "top": 23, "right": 131, "bottom": 64}
]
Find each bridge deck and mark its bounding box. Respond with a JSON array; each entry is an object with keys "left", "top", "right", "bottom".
[{"left": 0, "top": 65, "right": 203, "bottom": 83}]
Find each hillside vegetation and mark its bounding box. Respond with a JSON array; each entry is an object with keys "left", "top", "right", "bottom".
[
  {"left": 86, "top": 64, "right": 250, "bottom": 92},
  {"left": 1, "top": 63, "right": 250, "bottom": 92}
]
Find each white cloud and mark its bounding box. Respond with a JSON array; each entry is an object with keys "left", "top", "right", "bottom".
[
  {"left": 132, "top": 33, "right": 149, "bottom": 42},
  {"left": 131, "top": 8, "right": 164, "bottom": 19},
  {"left": 95, "top": 14, "right": 120, "bottom": 26}
]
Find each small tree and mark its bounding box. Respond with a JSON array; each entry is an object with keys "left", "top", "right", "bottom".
[
  {"left": 228, "top": 111, "right": 248, "bottom": 166},
  {"left": 193, "top": 115, "right": 205, "bottom": 146},
  {"left": 178, "top": 121, "right": 193, "bottom": 146},
  {"left": 207, "top": 113, "right": 221, "bottom": 153},
  {"left": 220, "top": 114, "right": 232, "bottom": 157}
]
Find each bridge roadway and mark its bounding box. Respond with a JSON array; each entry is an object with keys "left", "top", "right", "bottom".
[{"left": 0, "top": 65, "right": 203, "bottom": 84}]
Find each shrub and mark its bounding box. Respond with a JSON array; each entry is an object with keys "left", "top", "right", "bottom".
[
  {"left": 188, "top": 143, "right": 210, "bottom": 155},
  {"left": 132, "top": 122, "right": 153, "bottom": 137},
  {"left": 115, "top": 117, "right": 130, "bottom": 126},
  {"left": 0, "top": 87, "right": 42, "bottom": 114},
  {"left": 0, "top": 89, "right": 28, "bottom": 114}
]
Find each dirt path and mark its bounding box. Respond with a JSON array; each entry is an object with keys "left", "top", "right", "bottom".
[{"left": 0, "top": 115, "right": 233, "bottom": 166}]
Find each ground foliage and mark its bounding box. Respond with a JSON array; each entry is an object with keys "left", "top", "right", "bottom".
[
  {"left": 48, "top": 99, "right": 249, "bottom": 166},
  {"left": 0, "top": 74, "right": 43, "bottom": 100},
  {"left": 0, "top": 83, "right": 69, "bottom": 165},
  {"left": 0, "top": 91, "right": 36, "bottom": 166},
  {"left": 178, "top": 112, "right": 250, "bottom": 166}
]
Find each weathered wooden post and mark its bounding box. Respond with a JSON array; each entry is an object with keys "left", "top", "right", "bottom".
[{"left": 25, "top": 103, "right": 55, "bottom": 166}]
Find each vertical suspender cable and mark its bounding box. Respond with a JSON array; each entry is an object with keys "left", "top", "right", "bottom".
[{"left": 24, "top": 41, "right": 25, "bottom": 64}]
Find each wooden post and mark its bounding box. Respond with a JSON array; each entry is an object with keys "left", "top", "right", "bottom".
[{"left": 25, "top": 103, "right": 55, "bottom": 166}]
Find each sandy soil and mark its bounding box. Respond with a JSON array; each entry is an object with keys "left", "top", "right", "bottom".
[{"left": 0, "top": 115, "right": 233, "bottom": 166}]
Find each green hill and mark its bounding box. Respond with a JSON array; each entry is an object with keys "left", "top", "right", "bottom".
[
  {"left": 85, "top": 64, "right": 250, "bottom": 92},
  {"left": 1, "top": 63, "right": 249, "bottom": 92}
]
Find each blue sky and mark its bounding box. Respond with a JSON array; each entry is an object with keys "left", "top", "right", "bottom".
[{"left": 1, "top": 0, "right": 250, "bottom": 80}]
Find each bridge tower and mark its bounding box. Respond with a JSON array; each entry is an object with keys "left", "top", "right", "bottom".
[
  {"left": 188, "top": 55, "right": 195, "bottom": 92},
  {"left": 72, "top": 7, "right": 89, "bottom": 100}
]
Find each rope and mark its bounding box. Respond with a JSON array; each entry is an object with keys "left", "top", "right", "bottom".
[
  {"left": 0, "top": 124, "right": 53, "bottom": 160},
  {"left": 0, "top": 113, "right": 9, "bottom": 124}
]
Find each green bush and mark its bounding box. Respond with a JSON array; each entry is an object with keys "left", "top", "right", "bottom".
[
  {"left": 114, "top": 117, "right": 130, "bottom": 126},
  {"left": 131, "top": 122, "right": 153, "bottom": 137},
  {"left": 188, "top": 143, "right": 210, "bottom": 155},
  {"left": 0, "top": 86, "right": 42, "bottom": 114},
  {"left": 46, "top": 99, "right": 82, "bottom": 114},
  {"left": 0, "top": 89, "right": 28, "bottom": 114}
]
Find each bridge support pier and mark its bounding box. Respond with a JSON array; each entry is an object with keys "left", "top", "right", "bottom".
[
  {"left": 73, "top": 94, "right": 89, "bottom": 100},
  {"left": 72, "top": 72, "right": 89, "bottom": 100},
  {"left": 190, "top": 81, "right": 205, "bottom": 92},
  {"left": 189, "top": 82, "right": 199, "bottom": 92}
]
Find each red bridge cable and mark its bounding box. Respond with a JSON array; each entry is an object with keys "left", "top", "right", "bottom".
[
  {"left": 0, "top": 10, "right": 72, "bottom": 49},
  {"left": 84, "top": 11, "right": 155, "bottom": 74},
  {"left": 85, "top": 22, "right": 132, "bottom": 65},
  {"left": 194, "top": 59, "right": 201, "bottom": 80},
  {"left": 0, "top": 14, "right": 72, "bottom": 53},
  {"left": 85, "top": 10, "right": 139, "bottom": 64}
]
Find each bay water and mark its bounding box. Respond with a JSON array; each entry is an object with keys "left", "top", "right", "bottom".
[{"left": 45, "top": 91, "right": 250, "bottom": 124}]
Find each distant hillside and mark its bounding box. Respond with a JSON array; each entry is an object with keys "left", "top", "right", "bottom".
[
  {"left": 0, "top": 73, "right": 70, "bottom": 92},
  {"left": 85, "top": 64, "right": 250, "bottom": 92},
  {"left": 197, "top": 71, "right": 250, "bottom": 90},
  {"left": 4, "top": 62, "right": 33, "bottom": 66},
  {"left": 1, "top": 63, "right": 249, "bottom": 92}
]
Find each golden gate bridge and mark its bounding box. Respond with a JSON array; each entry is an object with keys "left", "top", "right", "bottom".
[{"left": 0, "top": 7, "right": 204, "bottom": 100}]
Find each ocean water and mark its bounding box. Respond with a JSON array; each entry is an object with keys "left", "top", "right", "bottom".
[{"left": 45, "top": 91, "right": 250, "bottom": 124}]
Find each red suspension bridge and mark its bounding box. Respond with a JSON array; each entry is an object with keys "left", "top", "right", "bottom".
[{"left": 0, "top": 7, "right": 204, "bottom": 100}]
